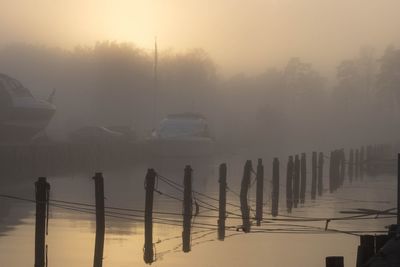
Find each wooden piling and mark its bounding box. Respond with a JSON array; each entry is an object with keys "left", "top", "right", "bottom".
[
  {"left": 272, "top": 158, "right": 279, "bottom": 217},
  {"left": 360, "top": 147, "right": 365, "bottom": 180},
  {"left": 218, "top": 163, "right": 227, "bottom": 240},
  {"left": 182, "top": 165, "right": 193, "bottom": 252},
  {"left": 286, "top": 156, "right": 294, "bottom": 213},
  {"left": 255, "top": 159, "right": 264, "bottom": 226},
  {"left": 34, "top": 177, "right": 50, "bottom": 267},
  {"left": 300, "top": 153, "right": 307, "bottom": 204},
  {"left": 355, "top": 149, "right": 360, "bottom": 179},
  {"left": 348, "top": 149, "right": 354, "bottom": 183},
  {"left": 339, "top": 149, "right": 345, "bottom": 187},
  {"left": 144, "top": 169, "right": 156, "bottom": 264},
  {"left": 329, "top": 151, "right": 334, "bottom": 193},
  {"left": 398, "top": 153, "right": 400, "bottom": 224},
  {"left": 318, "top": 152, "right": 324, "bottom": 196},
  {"left": 311, "top": 152, "right": 317, "bottom": 200},
  {"left": 356, "top": 235, "right": 375, "bottom": 267},
  {"left": 293, "top": 155, "right": 300, "bottom": 208},
  {"left": 326, "top": 256, "right": 344, "bottom": 267},
  {"left": 240, "top": 160, "right": 252, "bottom": 233},
  {"left": 93, "top": 173, "right": 105, "bottom": 267}
]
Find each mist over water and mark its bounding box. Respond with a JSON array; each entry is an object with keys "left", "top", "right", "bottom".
[{"left": 1, "top": 1, "right": 400, "bottom": 266}]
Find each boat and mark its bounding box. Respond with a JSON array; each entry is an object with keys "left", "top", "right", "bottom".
[
  {"left": 148, "top": 113, "right": 214, "bottom": 157},
  {"left": 0, "top": 73, "right": 55, "bottom": 143}
]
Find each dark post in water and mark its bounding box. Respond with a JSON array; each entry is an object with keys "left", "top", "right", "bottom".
[
  {"left": 255, "top": 159, "right": 264, "bottom": 226},
  {"left": 218, "top": 163, "right": 227, "bottom": 240},
  {"left": 93, "top": 173, "right": 105, "bottom": 267},
  {"left": 272, "top": 158, "right": 280, "bottom": 217},
  {"left": 144, "top": 169, "right": 156, "bottom": 264},
  {"left": 240, "top": 160, "right": 252, "bottom": 232},
  {"left": 182, "top": 165, "right": 193, "bottom": 252},
  {"left": 34, "top": 177, "right": 50, "bottom": 267}
]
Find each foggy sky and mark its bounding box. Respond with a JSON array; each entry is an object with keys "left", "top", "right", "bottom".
[{"left": 1, "top": 0, "right": 399, "bottom": 75}]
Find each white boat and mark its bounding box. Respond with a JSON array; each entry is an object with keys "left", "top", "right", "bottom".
[
  {"left": 0, "top": 74, "right": 55, "bottom": 143},
  {"left": 148, "top": 113, "right": 214, "bottom": 157}
]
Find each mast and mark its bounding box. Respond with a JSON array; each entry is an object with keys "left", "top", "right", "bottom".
[{"left": 152, "top": 37, "right": 158, "bottom": 128}]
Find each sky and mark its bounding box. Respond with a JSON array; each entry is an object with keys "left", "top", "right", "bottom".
[{"left": 1, "top": 0, "right": 400, "bottom": 75}]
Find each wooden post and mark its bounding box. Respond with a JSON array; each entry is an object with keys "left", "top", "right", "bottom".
[
  {"left": 311, "top": 152, "right": 317, "bottom": 200},
  {"left": 272, "top": 158, "right": 279, "bottom": 217},
  {"left": 93, "top": 173, "right": 105, "bottom": 267},
  {"left": 34, "top": 177, "right": 50, "bottom": 267},
  {"left": 240, "top": 160, "right": 252, "bottom": 233},
  {"left": 218, "top": 163, "right": 227, "bottom": 241},
  {"left": 339, "top": 149, "right": 346, "bottom": 187},
  {"left": 293, "top": 155, "right": 300, "bottom": 208},
  {"left": 398, "top": 153, "right": 400, "bottom": 224},
  {"left": 356, "top": 235, "right": 375, "bottom": 267},
  {"left": 144, "top": 169, "right": 156, "bottom": 264},
  {"left": 255, "top": 159, "right": 264, "bottom": 226},
  {"left": 355, "top": 149, "right": 360, "bottom": 180},
  {"left": 348, "top": 149, "right": 354, "bottom": 183},
  {"left": 286, "top": 156, "right": 294, "bottom": 213},
  {"left": 329, "top": 151, "right": 334, "bottom": 193},
  {"left": 300, "top": 153, "right": 307, "bottom": 204},
  {"left": 360, "top": 146, "right": 365, "bottom": 180},
  {"left": 326, "top": 256, "right": 344, "bottom": 267},
  {"left": 318, "top": 152, "right": 324, "bottom": 196},
  {"left": 182, "top": 165, "right": 193, "bottom": 252}
]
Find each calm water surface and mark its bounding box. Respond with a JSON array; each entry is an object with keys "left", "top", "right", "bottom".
[{"left": 0, "top": 154, "right": 396, "bottom": 267}]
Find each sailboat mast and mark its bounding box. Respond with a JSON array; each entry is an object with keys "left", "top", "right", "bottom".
[{"left": 152, "top": 38, "right": 158, "bottom": 127}]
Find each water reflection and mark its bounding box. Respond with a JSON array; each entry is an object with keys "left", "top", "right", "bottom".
[{"left": 0, "top": 151, "right": 397, "bottom": 267}]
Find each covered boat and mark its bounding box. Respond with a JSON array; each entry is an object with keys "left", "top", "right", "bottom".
[{"left": 0, "top": 74, "right": 55, "bottom": 143}]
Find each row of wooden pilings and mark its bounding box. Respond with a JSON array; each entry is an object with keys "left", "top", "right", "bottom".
[{"left": 31, "top": 149, "right": 399, "bottom": 267}]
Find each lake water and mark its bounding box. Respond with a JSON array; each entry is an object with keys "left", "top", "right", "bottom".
[{"left": 0, "top": 153, "right": 397, "bottom": 267}]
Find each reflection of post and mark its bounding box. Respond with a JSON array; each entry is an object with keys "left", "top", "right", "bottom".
[
  {"left": 318, "top": 152, "right": 324, "bottom": 196},
  {"left": 329, "top": 151, "right": 334, "bottom": 193},
  {"left": 255, "top": 159, "right": 264, "bottom": 226},
  {"left": 300, "top": 153, "right": 306, "bottom": 204},
  {"left": 311, "top": 152, "right": 317, "bottom": 200},
  {"left": 93, "top": 173, "right": 105, "bottom": 267},
  {"left": 144, "top": 169, "right": 156, "bottom": 264},
  {"left": 360, "top": 146, "right": 365, "bottom": 180},
  {"left": 35, "top": 177, "right": 50, "bottom": 267},
  {"left": 271, "top": 158, "right": 279, "bottom": 217},
  {"left": 182, "top": 165, "right": 193, "bottom": 252},
  {"left": 286, "top": 156, "right": 294, "bottom": 213},
  {"left": 218, "top": 163, "right": 227, "bottom": 241},
  {"left": 240, "top": 160, "right": 252, "bottom": 232}
]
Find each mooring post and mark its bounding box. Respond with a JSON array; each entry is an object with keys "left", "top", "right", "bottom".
[
  {"left": 360, "top": 146, "right": 365, "bottom": 180},
  {"left": 218, "top": 163, "right": 227, "bottom": 240},
  {"left": 34, "top": 177, "right": 50, "bottom": 267},
  {"left": 240, "top": 160, "right": 252, "bottom": 232},
  {"left": 311, "top": 152, "right": 317, "bottom": 200},
  {"left": 329, "top": 151, "right": 334, "bottom": 193},
  {"left": 286, "top": 156, "right": 294, "bottom": 213},
  {"left": 355, "top": 149, "right": 360, "bottom": 180},
  {"left": 255, "top": 159, "right": 264, "bottom": 226},
  {"left": 293, "top": 155, "right": 300, "bottom": 208},
  {"left": 300, "top": 153, "right": 307, "bottom": 204},
  {"left": 356, "top": 235, "right": 375, "bottom": 267},
  {"left": 339, "top": 149, "right": 346, "bottom": 187},
  {"left": 182, "top": 165, "right": 193, "bottom": 252},
  {"left": 398, "top": 153, "right": 400, "bottom": 224},
  {"left": 348, "top": 149, "right": 354, "bottom": 183},
  {"left": 272, "top": 158, "right": 279, "bottom": 217},
  {"left": 144, "top": 169, "right": 156, "bottom": 264},
  {"left": 93, "top": 173, "right": 105, "bottom": 267},
  {"left": 326, "top": 256, "right": 344, "bottom": 267},
  {"left": 318, "top": 152, "right": 324, "bottom": 196}
]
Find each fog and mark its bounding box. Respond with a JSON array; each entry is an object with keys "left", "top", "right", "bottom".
[{"left": 1, "top": 0, "right": 400, "bottom": 152}]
